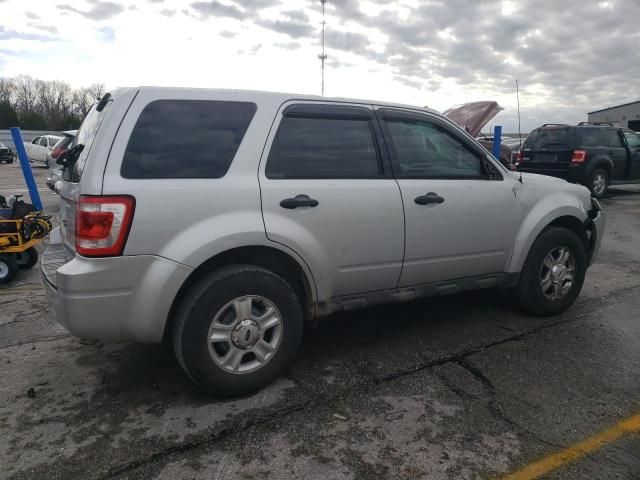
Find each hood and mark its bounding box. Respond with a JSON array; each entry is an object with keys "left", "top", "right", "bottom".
[{"left": 443, "top": 101, "right": 503, "bottom": 137}]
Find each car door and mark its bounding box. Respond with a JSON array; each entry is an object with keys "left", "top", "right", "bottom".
[
  {"left": 36, "top": 137, "right": 49, "bottom": 161},
  {"left": 259, "top": 102, "right": 404, "bottom": 299},
  {"left": 622, "top": 130, "right": 640, "bottom": 180},
  {"left": 599, "top": 128, "right": 628, "bottom": 180},
  {"left": 377, "top": 108, "right": 523, "bottom": 287},
  {"left": 26, "top": 137, "right": 40, "bottom": 159}
]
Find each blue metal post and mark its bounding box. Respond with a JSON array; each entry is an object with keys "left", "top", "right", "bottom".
[
  {"left": 10, "top": 127, "right": 43, "bottom": 211},
  {"left": 492, "top": 125, "right": 502, "bottom": 160}
]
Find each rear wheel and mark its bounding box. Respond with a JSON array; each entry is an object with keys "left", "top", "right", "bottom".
[
  {"left": 15, "top": 247, "right": 38, "bottom": 270},
  {"left": 0, "top": 254, "right": 18, "bottom": 284},
  {"left": 588, "top": 168, "right": 609, "bottom": 198},
  {"left": 172, "top": 265, "right": 304, "bottom": 397},
  {"left": 517, "top": 227, "right": 587, "bottom": 316}
]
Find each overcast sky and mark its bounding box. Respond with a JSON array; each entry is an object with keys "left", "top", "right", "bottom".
[{"left": 1, "top": 0, "right": 639, "bottom": 131}]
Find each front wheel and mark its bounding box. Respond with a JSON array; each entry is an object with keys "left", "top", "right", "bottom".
[
  {"left": 517, "top": 227, "right": 587, "bottom": 316},
  {"left": 588, "top": 168, "right": 609, "bottom": 198},
  {"left": 172, "top": 265, "right": 304, "bottom": 397},
  {"left": 0, "top": 254, "right": 18, "bottom": 284}
]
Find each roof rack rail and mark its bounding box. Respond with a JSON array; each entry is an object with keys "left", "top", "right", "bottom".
[
  {"left": 577, "top": 121, "right": 615, "bottom": 126},
  {"left": 540, "top": 123, "right": 569, "bottom": 127}
]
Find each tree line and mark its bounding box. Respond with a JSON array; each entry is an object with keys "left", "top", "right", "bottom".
[{"left": 0, "top": 75, "right": 105, "bottom": 131}]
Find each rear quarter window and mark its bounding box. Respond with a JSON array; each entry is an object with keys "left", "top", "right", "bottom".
[{"left": 121, "top": 100, "right": 257, "bottom": 179}]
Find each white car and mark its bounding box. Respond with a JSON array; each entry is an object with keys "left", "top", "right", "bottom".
[{"left": 24, "top": 135, "right": 62, "bottom": 167}]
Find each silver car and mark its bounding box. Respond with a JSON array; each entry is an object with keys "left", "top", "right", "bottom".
[{"left": 42, "top": 88, "right": 605, "bottom": 396}]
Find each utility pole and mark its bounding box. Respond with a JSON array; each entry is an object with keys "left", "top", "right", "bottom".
[{"left": 318, "top": 0, "right": 327, "bottom": 96}]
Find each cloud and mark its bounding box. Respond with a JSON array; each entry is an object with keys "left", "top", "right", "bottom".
[
  {"left": 0, "top": 26, "right": 57, "bottom": 42},
  {"left": 58, "top": 0, "right": 125, "bottom": 21},
  {"left": 190, "top": 1, "right": 245, "bottom": 19},
  {"left": 27, "top": 23, "right": 59, "bottom": 35},
  {"left": 256, "top": 11, "right": 313, "bottom": 39},
  {"left": 160, "top": 8, "right": 176, "bottom": 16}
]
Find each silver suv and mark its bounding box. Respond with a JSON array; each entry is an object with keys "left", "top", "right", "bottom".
[{"left": 42, "top": 88, "right": 605, "bottom": 396}]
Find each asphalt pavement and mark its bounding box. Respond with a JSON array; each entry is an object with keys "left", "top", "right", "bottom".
[{"left": 1, "top": 162, "right": 639, "bottom": 480}]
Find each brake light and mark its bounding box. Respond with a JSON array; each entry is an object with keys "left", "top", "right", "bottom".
[
  {"left": 516, "top": 151, "right": 523, "bottom": 164},
  {"left": 76, "top": 195, "right": 135, "bottom": 257},
  {"left": 571, "top": 150, "right": 587, "bottom": 163},
  {"left": 51, "top": 147, "right": 66, "bottom": 159}
]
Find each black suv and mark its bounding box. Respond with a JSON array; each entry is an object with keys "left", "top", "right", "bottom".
[{"left": 516, "top": 123, "right": 640, "bottom": 197}]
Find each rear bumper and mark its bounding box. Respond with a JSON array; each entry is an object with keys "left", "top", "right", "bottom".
[
  {"left": 586, "top": 198, "right": 606, "bottom": 266},
  {"left": 41, "top": 230, "right": 192, "bottom": 343}
]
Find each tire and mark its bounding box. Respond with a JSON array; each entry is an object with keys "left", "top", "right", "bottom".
[
  {"left": 15, "top": 247, "right": 38, "bottom": 270},
  {"left": 588, "top": 167, "right": 609, "bottom": 198},
  {"left": 516, "top": 227, "right": 587, "bottom": 316},
  {"left": 172, "top": 265, "right": 304, "bottom": 397},
  {"left": 0, "top": 254, "right": 18, "bottom": 284}
]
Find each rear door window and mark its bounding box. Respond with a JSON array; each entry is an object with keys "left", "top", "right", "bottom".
[
  {"left": 121, "top": 100, "right": 256, "bottom": 179},
  {"left": 601, "top": 129, "right": 623, "bottom": 148},
  {"left": 266, "top": 116, "right": 381, "bottom": 179},
  {"left": 579, "top": 128, "right": 600, "bottom": 147}
]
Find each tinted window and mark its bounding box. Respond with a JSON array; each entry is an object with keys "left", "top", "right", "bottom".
[
  {"left": 385, "top": 119, "right": 483, "bottom": 178},
  {"left": 579, "top": 128, "right": 600, "bottom": 147},
  {"left": 600, "top": 129, "right": 621, "bottom": 148},
  {"left": 266, "top": 116, "right": 380, "bottom": 179},
  {"left": 524, "top": 127, "right": 573, "bottom": 149},
  {"left": 121, "top": 100, "right": 256, "bottom": 179},
  {"left": 624, "top": 131, "right": 640, "bottom": 148},
  {"left": 64, "top": 99, "right": 112, "bottom": 182}
]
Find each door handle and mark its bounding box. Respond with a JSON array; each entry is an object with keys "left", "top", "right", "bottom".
[
  {"left": 414, "top": 192, "right": 445, "bottom": 205},
  {"left": 280, "top": 194, "right": 319, "bottom": 209}
]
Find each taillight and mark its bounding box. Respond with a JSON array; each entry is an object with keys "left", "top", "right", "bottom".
[
  {"left": 76, "top": 195, "right": 135, "bottom": 257},
  {"left": 571, "top": 150, "right": 587, "bottom": 163},
  {"left": 516, "top": 151, "right": 523, "bottom": 164},
  {"left": 51, "top": 147, "right": 66, "bottom": 159}
]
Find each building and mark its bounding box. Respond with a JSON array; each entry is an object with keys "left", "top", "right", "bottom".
[{"left": 587, "top": 100, "right": 640, "bottom": 131}]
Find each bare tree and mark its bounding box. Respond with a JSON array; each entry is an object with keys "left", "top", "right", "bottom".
[
  {"left": 13, "top": 75, "right": 38, "bottom": 115},
  {"left": 0, "top": 75, "right": 105, "bottom": 129},
  {"left": 87, "top": 82, "right": 105, "bottom": 102},
  {"left": 0, "top": 78, "right": 14, "bottom": 104}
]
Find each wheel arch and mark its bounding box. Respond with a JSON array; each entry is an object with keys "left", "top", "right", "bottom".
[
  {"left": 508, "top": 197, "right": 589, "bottom": 274},
  {"left": 163, "top": 245, "right": 317, "bottom": 342}
]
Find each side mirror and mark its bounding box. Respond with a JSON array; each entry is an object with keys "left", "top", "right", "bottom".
[{"left": 508, "top": 164, "right": 517, "bottom": 171}]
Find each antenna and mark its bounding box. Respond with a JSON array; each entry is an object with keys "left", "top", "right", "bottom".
[
  {"left": 516, "top": 79, "right": 523, "bottom": 184},
  {"left": 516, "top": 79, "right": 522, "bottom": 148},
  {"left": 318, "top": 0, "right": 328, "bottom": 96}
]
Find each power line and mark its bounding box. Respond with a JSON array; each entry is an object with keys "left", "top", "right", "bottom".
[{"left": 318, "top": 0, "right": 327, "bottom": 96}]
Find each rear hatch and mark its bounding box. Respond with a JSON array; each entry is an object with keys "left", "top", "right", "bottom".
[
  {"left": 519, "top": 126, "right": 575, "bottom": 173},
  {"left": 58, "top": 98, "right": 113, "bottom": 254}
]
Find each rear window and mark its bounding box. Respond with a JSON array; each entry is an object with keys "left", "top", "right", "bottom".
[
  {"left": 53, "top": 136, "right": 75, "bottom": 150},
  {"left": 121, "top": 100, "right": 256, "bottom": 179},
  {"left": 64, "top": 100, "right": 112, "bottom": 182},
  {"left": 524, "top": 127, "right": 574, "bottom": 149}
]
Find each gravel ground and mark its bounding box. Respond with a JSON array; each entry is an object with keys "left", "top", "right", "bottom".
[{"left": 1, "top": 162, "right": 639, "bottom": 479}]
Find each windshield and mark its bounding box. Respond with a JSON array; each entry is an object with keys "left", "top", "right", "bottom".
[
  {"left": 62, "top": 97, "right": 112, "bottom": 182},
  {"left": 524, "top": 127, "right": 573, "bottom": 149}
]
